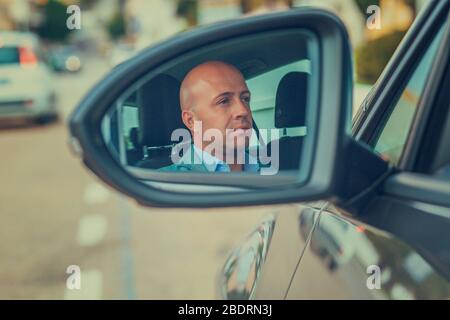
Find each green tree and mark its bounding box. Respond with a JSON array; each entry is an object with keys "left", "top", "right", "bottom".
[
  {"left": 106, "top": 12, "right": 126, "bottom": 40},
  {"left": 354, "top": 0, "right": 380, "bottom": 15},
  {"left": 355, "top": 30, "right": 406, "bottom": 84},
  {"left": 36, "top": 0, "right": 71, "bottom": 42}
]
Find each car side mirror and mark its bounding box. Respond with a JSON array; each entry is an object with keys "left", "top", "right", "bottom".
[{"left": 69, "top": 8, "right": 388, "bottom": 209}]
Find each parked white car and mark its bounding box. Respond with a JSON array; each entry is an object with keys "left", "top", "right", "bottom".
[{"left": 0, "top": 32, "right": 58, "bottom": 124}]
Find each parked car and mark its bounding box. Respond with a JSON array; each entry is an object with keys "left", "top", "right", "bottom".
[
  {"left": 69, "top": 0, "right": 450, "bottom": 300},
  {"left": 0, "top": 32, "right": 58, "bottom": 124},
  {"left": 47, "top": 45, "right": 82, "bottom": 73}
]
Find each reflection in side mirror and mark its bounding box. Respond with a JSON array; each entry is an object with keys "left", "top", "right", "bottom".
[
  {"left": 70, "top": 9, "right": 365, "bottom": 207},
  {"left": 102, "top": 29, "right": 318, "bottom": 184}
]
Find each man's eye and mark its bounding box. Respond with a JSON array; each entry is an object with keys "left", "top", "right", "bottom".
[
  {"left": 219, "top": 99, "right": 229, "bottom": 105},
  {"left": 242, "top": 96, "right": 250, "bottom": 104}
]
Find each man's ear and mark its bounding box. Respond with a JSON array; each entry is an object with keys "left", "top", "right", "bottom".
[{"left": 181, "top": 110, "right": 194, "bottom": 131}]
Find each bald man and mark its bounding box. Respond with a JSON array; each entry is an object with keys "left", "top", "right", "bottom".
[{"left": 161, "top": 61, "right": 260, "bottom": 173}]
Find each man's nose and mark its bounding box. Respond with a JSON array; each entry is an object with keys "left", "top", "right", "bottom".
[{"left": 232, "top": 98, "right": 251, "bottom": 119}]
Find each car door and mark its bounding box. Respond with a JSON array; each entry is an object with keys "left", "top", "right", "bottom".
[{"left": 284, "top": 0, "right": 450, "bottom": 299}]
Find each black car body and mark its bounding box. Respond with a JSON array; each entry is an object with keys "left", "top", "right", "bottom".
[{"left": 221, "top": 0, "right": 450, "bottom": 299}]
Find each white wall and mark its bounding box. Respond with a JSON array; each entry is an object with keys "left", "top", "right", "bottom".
[{"left": 293, "top": 0, "right": 366, "bottom": 47}]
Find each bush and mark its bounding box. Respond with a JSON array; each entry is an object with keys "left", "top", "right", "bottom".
[
  {"left": 355, "top": 30, "right": 406, "bottom": 84},
  {"left": 107, "top": 12, "right": 126, "bottom": 40},
  {"left": 36, "top": 0, "right": 71, "bottom": 42},
  {"left": 176, "top": 0, "right": 198, "bottom": 26}
]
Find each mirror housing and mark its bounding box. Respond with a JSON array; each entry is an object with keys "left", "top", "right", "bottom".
[{"left": 69, "top": 8, "right": 386, "bottom": 208}]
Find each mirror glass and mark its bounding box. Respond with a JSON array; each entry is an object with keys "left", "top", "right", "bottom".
[{"left": 101, "top": 28, "right": 320, "bottom": 188}]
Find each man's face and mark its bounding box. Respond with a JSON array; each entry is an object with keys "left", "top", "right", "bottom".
[{"left": 181, "top": 62, "right": 253, "bottom": 155}]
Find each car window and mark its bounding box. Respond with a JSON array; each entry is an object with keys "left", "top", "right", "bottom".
[
  {"left": 373, "top": 25, "right": 445, "bottom": 165},
  {"left": 0, "top": 47, "right": 19, "bottom": 65}
]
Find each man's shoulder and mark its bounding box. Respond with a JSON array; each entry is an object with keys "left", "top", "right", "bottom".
[{"left": 158, "top": 144, "right": 209, "bottom": 172}]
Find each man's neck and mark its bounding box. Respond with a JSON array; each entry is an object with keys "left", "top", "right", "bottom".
[{"left": 193, "top": 143, "right": 248, "bottom": 172}]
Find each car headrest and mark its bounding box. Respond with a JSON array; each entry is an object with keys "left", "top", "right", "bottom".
[
  {"left": 129, "top": 127, "right": 139, "bottom": 150},
  {"left": 275, "top": 72, "right": 308, "bottom": 128},
  {"left": 138, "top": 74, "right": 185, "bottom": 147}
]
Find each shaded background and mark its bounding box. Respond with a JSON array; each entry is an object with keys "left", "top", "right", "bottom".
[{"left": 0, "top": 0, "right": 425, "bottom": 299}]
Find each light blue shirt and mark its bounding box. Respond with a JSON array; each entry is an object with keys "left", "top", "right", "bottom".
[{"left": 192, "top": 144, "right": 260, "bottom": 173}]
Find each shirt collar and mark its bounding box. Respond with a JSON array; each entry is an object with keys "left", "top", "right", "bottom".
[{"left": 192, "top": 144, "right": 259, "bottom": 173}]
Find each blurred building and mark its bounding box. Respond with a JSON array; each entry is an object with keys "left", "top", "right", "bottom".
[
  {"left": 198, "top": 0, "right": 242, "bottom": 24},
  {"left": 293, "top": 0, "right": 366, "bottom": 47},
  {"left": 196, "top": 0, "right": 293, "bottom": 23},
  {"left": 293, "top": 0, "right": 423, "bottom": 47},
  {"left": 124, "top": 0, "right": 186, "bottom": 49},
  {"left": 242, "top": 0, "right": 291, "bottom": 15},
  {"left": 0, "top": 0, "right": 14, "bottom": 30}
]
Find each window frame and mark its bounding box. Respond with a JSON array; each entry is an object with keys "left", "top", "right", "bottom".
[
  {"left": 353, "top": 0, "right": 450, "bottom": 154},
  {"left": 370, "top": 22, "right": 447, "bottom": 166},
  {"left": 402, "top": 11, "right": 450, "bottom": 173}
]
